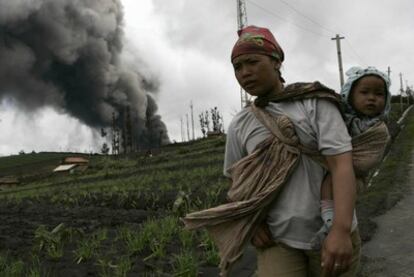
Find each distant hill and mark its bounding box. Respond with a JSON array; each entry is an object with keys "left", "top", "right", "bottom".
[{"left": 0, "top": 152, "right": 90, "bottom": 179}]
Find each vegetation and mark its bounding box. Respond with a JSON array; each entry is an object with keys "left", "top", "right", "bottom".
[
  {"left": 357, "top": 105, "right": 414, "bottom": 242},
  {"left": 0, "top": 136, "right": 227, "bottom": 276},
  {"left": 0, "top": 104, "right": 412, "bottom": 276}
]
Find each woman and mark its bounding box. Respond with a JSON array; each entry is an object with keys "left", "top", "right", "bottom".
[
  {"left": 226, "top": 26, "right": 359, "bottom": 276},
  {"left": 184, "top": 25, "right": 360, "bottom": 277}
]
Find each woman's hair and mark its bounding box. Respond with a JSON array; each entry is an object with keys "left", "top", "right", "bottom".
[{"left": 269, "top": 56, "right": 285, "bottom": 84}]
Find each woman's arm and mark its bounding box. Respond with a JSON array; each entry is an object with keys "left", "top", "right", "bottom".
[{"left": 322, "top": 151, "right": 356, "bottom": 276}]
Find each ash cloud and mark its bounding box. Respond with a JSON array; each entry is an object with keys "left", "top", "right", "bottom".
[{"left": 0, "top": 0, "right": 169, "bottom": 149}]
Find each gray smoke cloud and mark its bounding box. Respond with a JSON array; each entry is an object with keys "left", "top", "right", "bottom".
[{"left": 0, "top": 0, "right": 169, "bottom": 149}]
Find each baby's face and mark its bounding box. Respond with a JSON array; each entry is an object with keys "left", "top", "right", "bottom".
[{"left": 350, "top": 75, "right": 386, "bottom": 117}]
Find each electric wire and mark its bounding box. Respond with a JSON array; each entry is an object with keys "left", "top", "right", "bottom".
[
  {"left": 246, "top": 0, "right": 331, "bottom": 38},
  {"left": 344, "top": 39, "right": 368, "bottom": 67},
  {"left": 276, "top": 0, "right": 337, "bottom": 35},
  {"left": 247, "top": 0, "right": 368, "bottom": 69}
]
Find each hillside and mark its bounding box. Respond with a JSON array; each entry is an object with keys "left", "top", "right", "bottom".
[
  {"left": 0, "top": 103, "right": 412, "bottom": 276},
  {"left": 0, "top": 136, "right": 227, "bottom": 276},
  {"left": 0, "top": 152, "right": 90, "bottom": 180}
]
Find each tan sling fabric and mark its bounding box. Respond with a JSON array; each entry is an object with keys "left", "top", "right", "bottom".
[{"left": 183, "top": 105, "right": 302, "bottom": 276}]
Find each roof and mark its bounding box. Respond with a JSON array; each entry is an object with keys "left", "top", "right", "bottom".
[
  {"left": 63, "top": 157, "right": 89, "bottom": 164},
  {"left": 0, "top": 176, "right": 19, "bottom": 184},
  {"left": 53, "top": 164, "right": 78, "bottom": 172}
]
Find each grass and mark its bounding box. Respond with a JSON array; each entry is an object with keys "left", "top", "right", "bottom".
[
  {"left": 357, "top": 106, "right": 414, "bottom": 242},
  {"left": 0, "top": 136, "right": 226, "bottom": 275},
  {"left": 1, "top": 104, "right": 413, "bottom": 276},
  {"left": 0, "top": 152, "right": 88, "bottom": 178}
]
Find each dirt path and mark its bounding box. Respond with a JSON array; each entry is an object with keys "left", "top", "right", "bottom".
[{"left": 360, "top": 152, "right": 414, "bottom": 276}]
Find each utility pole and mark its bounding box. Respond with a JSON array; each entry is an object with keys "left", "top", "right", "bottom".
[
  {"left": 186, "top": 113, "right": 190, "bottom": 142},
  {"left": 180, "top": 117, "right": 184, "bottom": 142},
  {"left": 111, "top": 112, "right": 120, "bottom": 155},
  {"left": 190, "top": 101, "right": 195, "bottom": 140},
  {"left": 406, "top": 80, "right": 411, "bottom": 105},
  {"left": 237, "top": 0, "right": 250, "bottom": 108},
  {"left": 331, "top": 34, "right": 345, "bottom": 87},
  {"left": 387, "top": 66, "right": 391, "bottom": 80},
  {"left": 400, "top": 73, "right": 404, "bottom": 112},
  {"left": 124, "top": 106, "right": 132, "bottom": 154}
]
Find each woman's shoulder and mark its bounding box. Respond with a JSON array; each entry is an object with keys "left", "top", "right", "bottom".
[
  {"left": 282, "top": 81, "right": 341, "bottom": 107},
  {"left": 228, "top": 106, "right": 255, "bottom": 130}
]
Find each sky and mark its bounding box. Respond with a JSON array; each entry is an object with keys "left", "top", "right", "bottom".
[{"left": 0, "top": 0, "right": 413, "bottom": 156}]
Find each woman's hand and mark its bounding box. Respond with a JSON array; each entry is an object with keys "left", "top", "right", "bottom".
[
  {"left": 321, "top": 226, "right": 353, "bottom": 277},
  {"left": 251, "top": 222, "right": 275, "bottom": 248}
]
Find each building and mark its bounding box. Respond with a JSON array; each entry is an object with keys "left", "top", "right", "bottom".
[
  {"left": 0, "top": 176, "right": 19, "bottom": 189},
  {"left": 53, "top": 156, "right": 89, "bottom": 174}
]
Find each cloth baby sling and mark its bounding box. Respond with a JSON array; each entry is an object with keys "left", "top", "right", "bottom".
[{"left": 182, "top": 81, "right": 389, "bottom": 276}]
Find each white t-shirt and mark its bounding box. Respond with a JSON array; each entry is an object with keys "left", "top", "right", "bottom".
[{"left": 224, "top": 98, "right": 353, "bottom": 250}]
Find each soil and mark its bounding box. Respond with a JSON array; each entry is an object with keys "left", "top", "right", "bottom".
[
  {"left": 359, "top": 155, "right": 414, "bottom": 276},
  {"left": 0, "top": 199, "right": 220, "bottom": 276}
]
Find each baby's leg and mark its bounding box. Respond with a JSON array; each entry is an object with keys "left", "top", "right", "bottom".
[
  {"left": 311, "top": 174, "right": 335, "bottom": 248},
  {"left": 320, "top": 174, "right": 334, "bottom": 229}
]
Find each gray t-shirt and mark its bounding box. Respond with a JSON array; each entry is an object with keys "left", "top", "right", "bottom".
[{"left": 224, "top": 98, "right": 352, "bottom": 250}]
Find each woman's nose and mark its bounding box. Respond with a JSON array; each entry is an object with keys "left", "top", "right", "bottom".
[{"left": 240, "top": 66, "right": 252, "bottom": 78}]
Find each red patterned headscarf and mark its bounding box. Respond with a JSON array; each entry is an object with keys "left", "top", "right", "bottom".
[{"left": 231, "top": 25, "right": 284, "bottom": 62}]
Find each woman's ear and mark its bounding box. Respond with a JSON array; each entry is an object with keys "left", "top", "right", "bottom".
[{"left": 273, "top": 59, "right": 281, "bottom": 71}]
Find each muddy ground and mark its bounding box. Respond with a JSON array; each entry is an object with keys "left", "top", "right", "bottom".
[{"left": 0, "top": 198, "right": 221, "bottom": 276}]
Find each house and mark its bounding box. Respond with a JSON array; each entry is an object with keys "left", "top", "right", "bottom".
[
  {"left": 0, "top": 176, "right": 19, "bottom": 189},
  {"left": 63, "top": 156, "right": 89, "bottom": 165},
  {"left": 53, "top": 156, "right": 89, "bottom": 174}
]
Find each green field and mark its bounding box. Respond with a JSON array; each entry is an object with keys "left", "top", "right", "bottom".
[
  {"left": 0, "top": 137, "right": 227, "bottom": 276},
  {"left": 0, "top": 104, "right": 412, "bottom": 276},
  {"left": 0, "top": 152, "right": 89, "bottom": 179}
]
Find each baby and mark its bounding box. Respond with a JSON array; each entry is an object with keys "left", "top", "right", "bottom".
[{"left": 313, "top": 66, "right": 391, "bottom": 247}]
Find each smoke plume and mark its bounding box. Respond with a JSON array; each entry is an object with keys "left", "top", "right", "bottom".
[{"left": 0, "top": 0, "right": 169, "bottom": 150}]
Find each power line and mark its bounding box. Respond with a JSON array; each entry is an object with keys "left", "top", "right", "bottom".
[
  {"left": 275, "top": 0, "right": 368, "bottom": 68},
  {"left": 344, "top": 39, "right": 367, "bottom": 67},
  {"left": 276, "top": 0, "right": 337, "bottom": 35},
  {"left": 246, "top": 0, "right": 331, "bottom": 38},
  {"left": 247, "top": 0, "right": 369, "bottom": 77}
]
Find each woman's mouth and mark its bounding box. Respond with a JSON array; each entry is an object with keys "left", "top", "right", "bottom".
[{"left": 243, "top": 81, "right": 256, "bottom": 89}]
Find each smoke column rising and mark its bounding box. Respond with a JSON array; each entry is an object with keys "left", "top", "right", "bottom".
[{"left": 0, "top": 0, "right": 169, "bottom": 149}]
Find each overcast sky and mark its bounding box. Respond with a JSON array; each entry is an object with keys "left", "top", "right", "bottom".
[{"left": 1, "top": 0, "right": 413, "bottom": 156}]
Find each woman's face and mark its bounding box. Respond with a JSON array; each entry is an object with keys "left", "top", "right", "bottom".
[
  {"left": 350, "top": 75, "right": 386, "bottom": 117},
  {"left": 232, "top": 54, "right": 281, "bottom": 97}
]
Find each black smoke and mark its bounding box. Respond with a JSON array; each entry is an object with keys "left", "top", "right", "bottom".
[{"left": 0, "top": 0, "right": 169, "bottom": 149}]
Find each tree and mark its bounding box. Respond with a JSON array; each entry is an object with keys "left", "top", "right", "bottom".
[
  {"left": 211, "top": 107, "right": 223, "bottom": 132},
  {"left": 100, "top": 128, "right": 107, "bottom": 137},
  {"left": 204, "top": 111, "right": 210, "bottom": 132},
  {"left": 101, "top": 143, "right": 110, "bottom": 155},
  {"left": 199, "top": 113, "right": 207, "bottom": 138},
  {"left": 199, "top": 107, "right": 224, "bottom": 137}
]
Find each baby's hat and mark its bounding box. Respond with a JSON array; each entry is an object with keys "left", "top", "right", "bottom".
[{"left": 341, "top": 66, "right": 392, "bottom": 116}]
